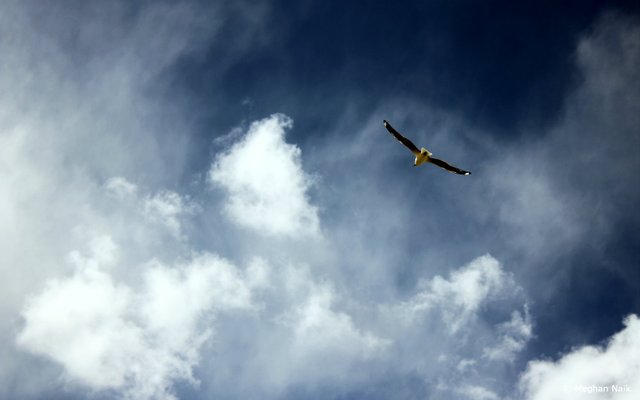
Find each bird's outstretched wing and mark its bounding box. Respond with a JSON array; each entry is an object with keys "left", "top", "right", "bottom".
[
  {"left": 429, "top": 157, "right": 471, "bottom": 175},
  {"left": 383, "top": 120, "right": 420, "bottom": 155}
]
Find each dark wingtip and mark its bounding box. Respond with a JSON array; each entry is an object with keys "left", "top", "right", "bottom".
[{"left": 383, "top": 120, "right": 388, "bottom": 126}]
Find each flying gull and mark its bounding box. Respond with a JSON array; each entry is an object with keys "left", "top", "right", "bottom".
[{"left": 383, "top": 120, "right": 471, "bottom": 175}]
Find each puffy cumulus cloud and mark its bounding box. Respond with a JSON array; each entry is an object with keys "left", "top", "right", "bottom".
[
  {"left": 483, "top": 309, "right": 532, "bottom": 362},
  {"left": 268, "top": 266, "right": 389, "bottom": 386},
  {"left": 178, "top": 254, "right": 533, "bottom": 400},
  {"left": 3, "top": 2, "right": 372, "bottom": 399},
  {"left": 105, "top": 176, "right": 139, "bottom": 199},
  {"left": 67, "top": 236, "right": 119, "bottom": 272},
  {"left": 103, "top": 176, "right": 198, "bottom": 245},
  {"left": 198, "top": 263, "right": 390, "bottom": 397},
  {"left": 209, "top": 114, "right": 320, "bottom": 238},
  {"left": 392, "top": 255, "right": 519, "bottom": 333},
  {"left": 0, "top": 4, "right": 222, "bottom": 391},
  {"left": 11, "top": 175, "right": 532, "bottom": 400},
  {"left": 17, "top": 239, "right": 261, "bottom": 400},
  {"left": 381, "top": 255, "right": 531, "bottom": 399},
  {"left": 456, "top": 385, "right": 501, "bottom": 400},
  {"left": 142, "top": 190, "right": 197, "bottom": 239},
  {"left": 519, "top": 314, "right": 640, "bottom": 400},
  {"left": 284, "top": 286, "right": 387, "bottom": 357}
]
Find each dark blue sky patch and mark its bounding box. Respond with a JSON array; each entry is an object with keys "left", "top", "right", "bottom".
[
  {"left": 526, "top": 239, "right": 638, "bottom": 359},
  {"left": 171, "top": 0, "right": 640, "bottom": 144}
]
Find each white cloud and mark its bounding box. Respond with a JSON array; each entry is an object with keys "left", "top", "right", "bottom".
[
  {"left": 17, "top": 241, "right": 260, "bottom": 400},
  {"left": 483, "top": 309, "right": 532, "bottom": 362},
  {"left": 67, "top": 235, "right": 119, "bottom": 271},
  {"left": 104, "top": 176, "right": 198, "bottom": 243},
  {"left": 4, "top": 4, "right": 638, "bottom": 400},
  {"left": 472, "top": 12, "right": 640, "bottom": 262},
  {"left": 242, "top": 265, "right": 389, "bottom": 391},
  {"left": 105, "top": 176, "right": 138, "bottom": 199},
  {"left": 519, "top": 314, "right": 640, "bottom": 400},
  {"left": 142, "top": 190, "right": 196, "bottom": 238},
  {"left": 209, "top": 114, "right": 320, "bottom": 237},
  {"left": 379, "top": 254, "right": 531, "bottom": 399},
  {"left": 482, "top": 161, "right": 583, "bottom": 255},
  {"left": 457, "top": 385, "right": 500, "bottom": 400},
  {"left": 393, "top": 254, "right": 515, "bottom": 333},
  {"left": 0, "top": 6, "right": 220, "bottom": 385},
  {"left": 279, "top": 269, "right": 389, "bottom": 359}
]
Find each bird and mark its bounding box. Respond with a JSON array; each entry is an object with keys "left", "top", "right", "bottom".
[{"left": 383, "top": 120, "right": 471, "bottom": 175}]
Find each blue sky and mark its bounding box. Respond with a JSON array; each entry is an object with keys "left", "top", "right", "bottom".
[{"left": 1, "top": 1, "right": 639, "bottom": 399}]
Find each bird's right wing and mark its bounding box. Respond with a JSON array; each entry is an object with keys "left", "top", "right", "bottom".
[
  {"left": 383, "top": 120, "right": 421, "bottom": 155},
  {"left": 429, "top": 157, "right": 471, "bottom": 175}
]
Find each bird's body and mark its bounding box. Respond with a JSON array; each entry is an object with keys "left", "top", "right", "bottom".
[
  {"left": 383, "top": 120, "right": 471, "bottom": 175},
  {"left": 413, "top": 147, "right": 432, "bottom": 167}
]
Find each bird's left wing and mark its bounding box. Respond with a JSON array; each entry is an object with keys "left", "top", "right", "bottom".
[
  {"left": 429, "top": 157, "right": 471, "bottom": 175},
  {"left": 383, "top": 120, "right": 421, "bottom": 155}
]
